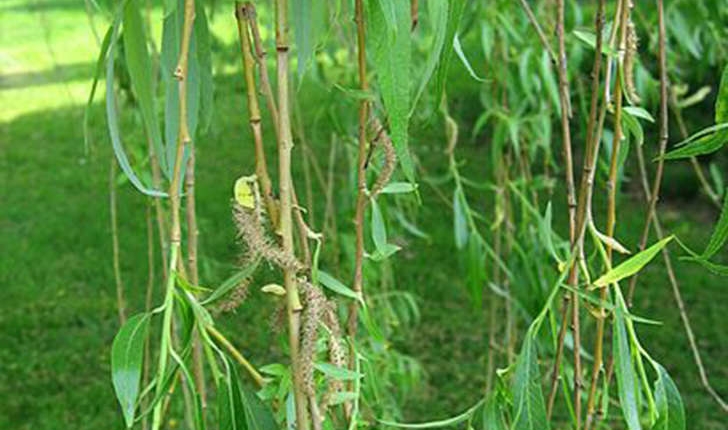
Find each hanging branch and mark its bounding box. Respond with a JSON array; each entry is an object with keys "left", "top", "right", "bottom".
[
  {"left": 151, "top": 0, "right": 196, "bottom": 428},
  {"left": 236, "top": 3, "right": 279, "bottom": 228},
  {"left": 545, "top": 0, "right": 581, "bottom": 423},
  {"left": 274, "top": 0, "right": 309, "bottom": 427},
  {"left": 347, "top": 0, "right": 370, "bottom": 339},
  {"left": 184, "top": 147, "right": 207, "bottom": 411},
  {"left": 626, "top": 0, "right": 728, "bottom": 413}
]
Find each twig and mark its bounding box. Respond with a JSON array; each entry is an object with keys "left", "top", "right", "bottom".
[
  {"left": 273, "top": 0, "right": 309, "bottom": 427},
  {"left": 348, "top": 0, "right": 370, "bottom": 339},
  {"left": 206, "top": 325, "right": 265, "bottom": 387},
  {"left": 110, "top": 157, "right": 127, "bottom": 325},
  {"left": 516, "top": 0, "right": 557, "bottom": 63}
]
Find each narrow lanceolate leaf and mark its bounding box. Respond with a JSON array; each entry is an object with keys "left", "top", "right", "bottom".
[
  {"left": 123, "top": 0, "right": 167, "bottom": 175},
  {"left": 371, "top": 199, "right": 388, "bottom": 253},
  {"left": 219, "top": 365, "right": 246, "bottom": 430},
  {"left": 239, "top": 383, "right": 278, "bottom": 430},
  {"left": 106, "top": 21, "right": 167, "bottom": 198},
  {"left": 318, "top": 270, "right": 363, "bottom": 303},
  {"left": 663, "top": 126, "right": 728, "bottom": 160},
  {"left": 111, "top": 313, "right": 151, "bottom": 428},
  {"left": 614, "top": 307, "right": 642, "bottom": 430},
  {"left": 369, "top": 0, "right": 414, "bottom": 183},
  {"left": 594, "top": 236, "right": 673, "bottom": 287},
  {"left": 84, "top": 25, "right": 114, "bottom": 153},
  {"left": 511, "top": 334, "right": 549, "bottom": 430},
  {"left": 453, "top": 188, "right": 469, "bottom": 249},
  {"left": 694, "top": 193, "right": 728, "bottom": 261},
  {"left": 194, "top": 0, "right": 214, "bottom": 133},
  {"left": 433, "top": 0, "right": 467, "bottom": 102},
  {"left": 411, "top": 0, "right": 448, "bottom": 111},
  {"left": 201, "top": 259, "right": 260, "bottom": 304},
  {"left": 653, "top": 363, "right": 686, "bottom": 430},
  {"left": 715, "top": 64, "right": 728, "bottom": 124}
]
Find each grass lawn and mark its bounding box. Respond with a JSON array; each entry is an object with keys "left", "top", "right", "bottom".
[{"left": 1, "top": 1, "right": 727, "bottom": 429}]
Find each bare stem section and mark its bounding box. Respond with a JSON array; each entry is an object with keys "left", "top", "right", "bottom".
[
  {"left": 348, "top": 0, "right": 369, "bottom": 339},
  {"left": 274, "top": 0, "right": 309, "bottom": 427}
]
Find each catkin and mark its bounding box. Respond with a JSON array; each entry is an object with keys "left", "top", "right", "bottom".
[
  {"left": 299, "top": 278, "right": 326, "bottom": 396},
  {"left": 320, "top": 300, "right": 347, "bottom": 413},
  {"left": 369, "top": 115, "right": 397, "bottom": 198},
  {"left": 233, "top": 204, "right": 305, "bottom": 273},
  {"left": 624, "top": 20, "right": 641, "bottom": 104},
  {"left": 213, "top": 276, "right": 251, "bottom": 315}
]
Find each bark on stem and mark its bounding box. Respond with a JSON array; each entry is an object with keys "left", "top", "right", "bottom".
[
  {"left": 274, "top": 0, "right": 309, "bottom": 427},
  {"left": 110, "top": 158, "right": 127, "bottom": 325},
  {"left": 348, "top": 0, "right": 369, "bottom": 339}
]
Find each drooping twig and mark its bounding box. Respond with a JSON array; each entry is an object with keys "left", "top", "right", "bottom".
[
  {"left": 273, "top": 0, "right": 309, "bottom": 426},
  {"left": 110, "top": 158, "right": 127, "bottom": 325},
  {"left": 348, "top": 0, "right": 370, "bottom": 340}
]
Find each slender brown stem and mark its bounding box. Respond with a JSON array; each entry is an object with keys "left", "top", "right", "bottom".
[
  {"left": 184, "top": 148, "right": 207, "bottom": 410},
  {"left": 347, "top": 0, "right": 369, "bottom": 339},
  {"left": 516, "top": 0, "right": 557, "bottom": 63},
  {"left": 626, "top": 0, "right": 668, "bottom": 306},
  {"left": 236, "top": 3, "right": 279, "bottom": 228},
  {"left": 246, "top": 2, "right": 280, "bottom": 141},
  {"left": 546, "top": 0, "right": 581, "bottom": 424},
  {"left": 274, "top": 0, "right": 308, "bottom": 427},
  {"left": 110, "top": 157, "right": 127, "bottom": 325}
]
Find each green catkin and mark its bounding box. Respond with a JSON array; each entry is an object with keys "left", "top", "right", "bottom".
[
  {"left": 299, "top": 278, "right": 326, "bottom": 396},
  {"left": 233, "top": 204, "right": 305, "bottom": 272},
  {"left": 624, "top": 20, "right": 641, "bottom": 104}
]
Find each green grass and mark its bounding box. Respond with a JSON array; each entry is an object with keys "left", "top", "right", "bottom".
[{"left": 1, "top": 1, "right": 727, "bottom": 429}]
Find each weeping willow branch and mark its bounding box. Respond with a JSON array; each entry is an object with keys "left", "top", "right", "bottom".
[
  {"left": 110, "top": 157, "right": 127, "bottom": 325},
  {"left": 236, "top": 3, "right": 279, "bottom": 229},
  {"left": 274, "top": 0, "right": 309, "bottom": 427},
  {"left": 347, "top": 0, "right": 369, "bottom": 340},
  {"left": 184, "top": 147, "right": 207, "bottom": 411},
  {"left": 151, "top": 0, "right": 196, "bottom": 428},
  {"left": 206, "top": 325, "right": 265, "bottom": 387},
  {"left": 546, "top": 0, "right": 581, "bottom": 423}
]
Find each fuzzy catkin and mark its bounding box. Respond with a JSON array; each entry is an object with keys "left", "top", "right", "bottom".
[
  {"left": 320, "top": 300, "right": 347, "bottom": 413},
  {"left": 624, "top": 20, "right": 641, "bottom": 104},
  {"left": 369, "top": 115, "right": 397, "bottom": 198},
  {"left": 299, "top": 278, "right": 326, "bottom": 396},
  {"left": 213, "top": 277, "right": 251, "bottom": 315},
  {"left": 233, "top": 204, "right": 305, "bottom": 273}
]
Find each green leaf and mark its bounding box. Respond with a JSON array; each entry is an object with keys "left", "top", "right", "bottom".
[
  {"left": 369, "top": 0, "right": 414, "bottom": 183},
  {"left": 380, "top": 181, "right": 418, "bottom": 194},
  {"left": 614, "top": 307, "right": 642, "bottom": 430},
  {"left": 106, "top": 21, "right": 167, "bottom": 198},
  {"left": 219, "top": 364, "right": 246, "bottom": 430},
  {"left": 663, "top": 119, "right": 728, "bottom": 160},
  {"left": 434, "top": 0, "right": 467, "bottom": 101},
  {"left": 314, "top": 363, "right": 363, "bottom": 381},
  {"left": 453, "top": 34, "right": 486, "bottom": 82},
  {"left": 511, "top": 334, "right": 549, "bottom": 430},
  {"left": 482, "top": 394, "right": 507, "bottom": 430},
  {"left": 371, "top": 199, "right": 388, "bottom": 253},
  {"left": 318, "top": 270, "right": 363, "bottom": 303},
  {"left": 201, "top": 259, "right": 260, "bottom": 304},
  {"left": 194, "top": 0, "right": 214, "bottom": 133},
  {"left": 411, "top": 0, "right": 448, "bottom": 111},
  {"left": 123, "top": 0, "right": 167, "bottom": 175},
  {"left": 111, "top": 313, "right": 151, "bottom": 428},
  {"left": 687, "top": 187, "right": 728, "bottom": 263},
  {"left": 624, "top": 106, "right": 655, "bottom": 123},
  {"left": 239, "top": 383, "right": 278, "bottom": 430},
  {"left": 170, "top": 350, "right": 206, "bottom": 430},
  {"left": 716, "top": 64, "right": 728, "bottom": 124},
  {"left": 573, "top": 29, "right": 618, "bottom": 56},
  {"left": 653, "top": 363, "right": 686, "bottom": 430},
  {"left": 453, "top": 188, "right": 469, "bottom": 249},
  {"left": 84, "top": 24, "right": 114, "bottom": 153},
  {"left": 594, "top": 236, "right": 673, "bottom": 287}
]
